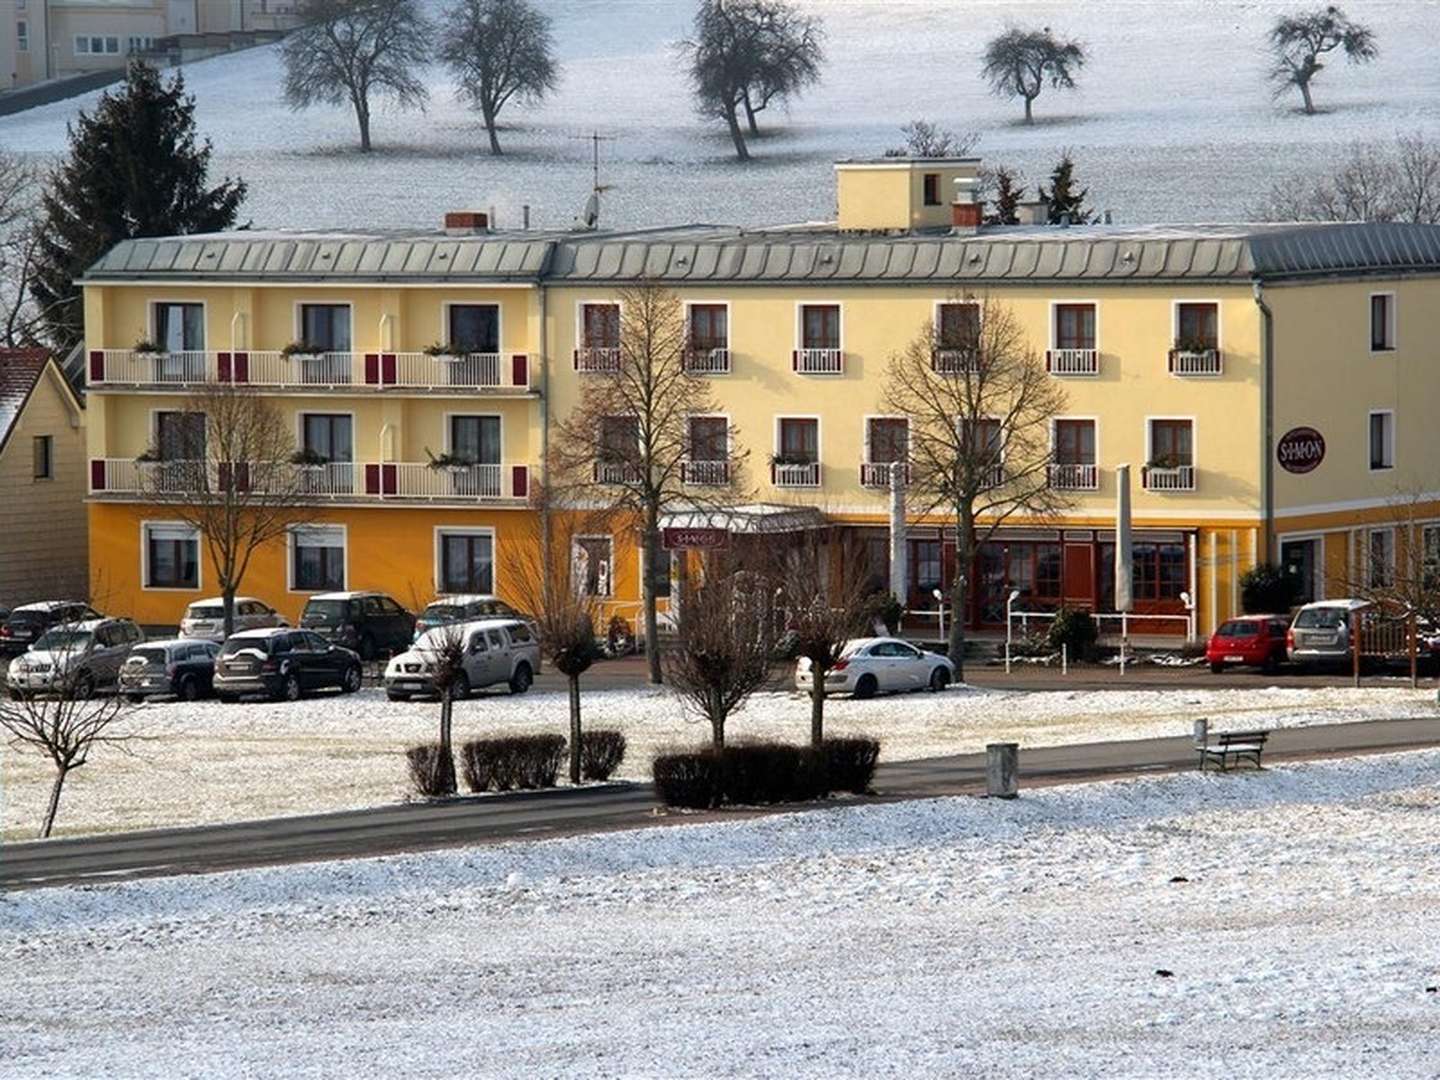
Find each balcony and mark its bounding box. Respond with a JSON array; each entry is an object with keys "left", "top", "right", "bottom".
[
  {"left": 1048, "top": 463, "right": 1099, "bottom": 491},
  {"left": 1167, "top": 348, "right": 1223, "bottom": 376},
  {"left": 1142, "top": 464, "right": 1196, "bottom": 492},
  {"left": 771, "top": 460, "right": 821, "bottom": 488},
  {"left": 860, "top": 461, "right": 910, "bottom": 489},
  {"left": 931, "top": 348, "right": 982, "bottom": 375},
  {"left": 574, "top": 347, "right": 621, "bottom": 373},
  {"left": 593, "top": 461, "right": 643, "bottom": 485},
  {"left": 683, "top": 347, "right": 731, "bottom": 375},
  {"left": 681, "top": 459, "right": 731, "bottom": 486},
  {"left": 792, "top": 348, "right": 843, "bottom": 375},
  {"left": 1045, "top": 348, "right": 1099, "bottom": 376},
  {"left": 367, "top": 463, "right": 529, "bottom": 501}
]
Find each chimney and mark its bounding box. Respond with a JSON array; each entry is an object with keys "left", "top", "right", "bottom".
[
  {"left": 951, "top": 175, "right": 984, "bottom": 234},
  {"left": 1016, "top": 201, "right": 1049, "bottom": 226},
  {"left": 444, "top": 211, "right": 490, "bottom": 236}
]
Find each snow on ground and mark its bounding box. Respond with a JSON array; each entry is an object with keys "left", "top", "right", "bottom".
[
  {"left": 4, "top": 750, "right": 1440, "bottom": 1077},
  {"left": 3, "top": 2, "right": 1438, "bottom": 230},
  {"left": 2, "top": 680, "right": 1437, "bottom": 840}
]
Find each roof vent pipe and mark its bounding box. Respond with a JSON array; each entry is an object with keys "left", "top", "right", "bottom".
[{"left": 523, "top": 204, "right": 531, "bottom": 231}]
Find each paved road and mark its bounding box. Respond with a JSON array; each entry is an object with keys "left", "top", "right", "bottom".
[{"left": 5, "top": 716, "right": 1438, "bottom": 892}]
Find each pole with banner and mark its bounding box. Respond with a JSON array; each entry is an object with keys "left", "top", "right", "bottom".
[
  {"left": 1115, "top": 463, "right": 1133, "bottom": 672},
  {"left": 889, "top": 466, "right": 907, "bottom": 609}
]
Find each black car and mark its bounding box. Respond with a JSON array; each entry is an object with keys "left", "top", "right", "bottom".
[
  {"left": 213, "top": 628, "right": 363, "bottom": 702},
  {"left": 119, "top": 639, "right": 221, "bottom": 701},
  {"left": 414, "top": 594, "right": 530, "bottom": 639},
  {"left": 0, "top": 601, "right": 102, "bottom": 657},
  {"left": 299, "top": 592, "right": 415, "bottom": 660}
]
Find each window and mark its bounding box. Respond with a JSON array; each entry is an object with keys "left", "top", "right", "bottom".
[
  {"left": 1423, "top": 526, "right": 1440, "bottom": 590},
  {"left": 1176, "top": 302, "right": 1218, "bottom": 349},
  {"left": 301, "top": 413, "right": 352, "bottom": 463},
  {"left": 127, "top": 35, "right": 155, "bottom": 54},
  {"left": 922, "top": 173, "right": 941, "bottom": 207},
  {"left": 1368, "top": 529, "right": 1395, "bottom": 588},
  {"left": 960, "top": 418, "right": 1002, "bottom": 463},
  {"left": 863, "top": 534, "right": 889, "bottom": 595},
  {"left": 75, "top": 36, "right": 88, "bottom": 53},
  {"left": 777, "top": 417, "right": 818, "bottom": 463},
  {"left": 1097, "top": 541, "right": 1188, "bottom": 609},
  {"left": 1054, "top": 304, "right": 1096, "bottom": 350},
  {"left": 688, "top": 304, "right": 728, "bottom": 351},
  {"left": 78, "top": 35, "right": 118, "bottom": 54},
  {"left": 16, "top": 20, "right": 27, "bottom": 51},
  {"left": 866, "top": 418, "right": 908, "bottom": 464},
  {"left": 936, "top": 302, "right": 980, "bottom": 351},
  {"left": 799, "top": 304, "right": 840, "bottom": 350},
  {"left": 105, "top": 36, "right": 119, "bottom": 53},
  {"left": 581, "top": 303, "right": 620, "bottom": 349},
  {"left": 574, "top": 537, "right": 613, "bottom": 597},
  {"left": 599, "top": 415, "right": 638, "bottom": 463},
  {"left": 1054, "top": 419, "right": 1095, "bottom": 465},
  {"left": 32, "top": 435, "right": 52, "bottom": 480},
  {"left": 439, "top": 531, "right": 494, "bottom": 594},
  {"left": 1368, "top": 411, "right": 1393, "bottom": 471},
  {"left": 1149, "top": 419, "right": 1193, "bottom": 468},
  {"left": 298, "top": 304, "right": 351, "bottom": 351},
  {"left": 291, "top": 526, "right": 345, "bottom": 591},
  {"left": 156, "top": 411, "right": 206, "bottom": 461},
  {"left": 688, "top": 416, "right": 728, "bottom": 461},
  {"left": 1370, "top": 293, "right": 1395, "bottom": 352},
  {"left": 154, "top": 302, "right": 205, "bottom": 352},
  {"left": 145, "top": 524, "right": 199, "bottom": 589},
  {"left": 449, "top": 415, "right": 501, "bottom": 465},
  {"left": 645, "top": 545, "right": 672, "bottom": 600},
  {"left": 447, "top": 304, "right": 499, "bottom": 352}
]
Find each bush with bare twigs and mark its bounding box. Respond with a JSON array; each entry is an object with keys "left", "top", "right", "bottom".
[
  {"left": 460, "top": 735, "right": 567, "bottom": 792},
  {"left": 580, "top": 730, "right": 627, "bottom": 781}
]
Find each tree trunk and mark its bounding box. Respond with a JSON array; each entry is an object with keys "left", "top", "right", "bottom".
[
  {"left": 40, "top": 765, "right": 69, "bottom": 838},
  {"left": 1024, "top": 95, "right": 1035, "bottom": 125},
  {"left": 1300, "top": 80, "right": 1315, "bottom": 115},
  {"left": 711, "top": 711, "right": 725, "bottom": 749},
  {"left": 810, "top": 679, "right": 825, "bottom": 747},
  {"left": 743, "top": 90, "right": 759, "bottom": 135},
  {"left": 223, "top": 586, "right": 236, "bottom": 640},
  {"left": 438, "top": 689, "right": 457, "bottom": 796},
  {"left": 568, "top": 673, "right": 582, "bottom": 784},
  {"left": 483, "top": 106, "right": 502, "bottom": 154},
  {"left": 356, "top": 101, "right": 372, "bottom": 152},
  {"left": 642, "top": 518, "right": 662, "bottom": 685},
  {"left": 723, "top": 103, "right": 750, "bottom": 161},
  {"left": 947, "top": 574, "right": 967, "bottom": 681}
]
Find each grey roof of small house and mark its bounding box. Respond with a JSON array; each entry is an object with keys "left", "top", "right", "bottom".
[{"left": 83, "top": 221, "right": 1440, "bottom": 287}]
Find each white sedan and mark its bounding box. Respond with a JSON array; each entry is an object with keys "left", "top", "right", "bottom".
[{"left": 795, "top": 637, "right": 955, "bottom": 698}]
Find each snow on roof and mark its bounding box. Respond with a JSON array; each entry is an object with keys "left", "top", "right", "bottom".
[
  {"left": 309, "top": 591, "right": 383, "bottom": 601},
  {"left": 229, "top": 626, "right": 292, "bottom": 639},
  {"left": 187, "top": 596, "right": 264, "bottom": 607},
  {"left": 0, "top": 351, "right": 51, "bottom": 459},
  {"left": 424, "top": 594, "right": 500, "bottom": 607},
  {"left": 13, "top": 599, "right": 88, "bottom": 612}
]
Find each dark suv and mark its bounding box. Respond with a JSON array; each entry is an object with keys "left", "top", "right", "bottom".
[
  {"left": 414, "top": 594, "right": 530, "bottom": 640},
  {"left": 1, "top": 601, "right": 102, "bottom": 657},
  {"left": 299, "top": 592, "right": 415, "bottom": 660},
  {"left": 120, "top": 639, "right": 221, "bottom": 701},
  {"left": 214, "top": 628, "right": 363, "bottom": 702}
]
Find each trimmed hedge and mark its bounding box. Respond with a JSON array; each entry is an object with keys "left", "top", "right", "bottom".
[
  {"left": 580, "top": 729, "right": 627, "bottom": 781},
  {"left": 406, "top": 743, "right": 456, "bottom": 798},
  {"left": 461, "top": 735, "right": 567, "bottom": 792},
  {"left": 652, "top": 736, "right": 882, "bottom": 809}
]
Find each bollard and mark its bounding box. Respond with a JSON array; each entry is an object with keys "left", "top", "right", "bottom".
[
  {"left": 1062, "top": 642, "right": 1068, "bottom": 676},
  {"left": 1193, "top": 717, "right": 1208, "bottom": 748},
  {"left": 986, "top": 742, "right": 1019, "bottom": 799}
]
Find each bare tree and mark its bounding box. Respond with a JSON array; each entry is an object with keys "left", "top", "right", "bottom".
[
  {"left": 662, "top": 555, "right": 773, "bottom": 748},
  {"left": 738, "top": 0, "right": 824, "bottom": 137},
  {"left": 0, "top": 149, "right": 47, "bottom": 348},
  {"left": 439, "top": 0, "right": 559, "bottom": 156},
  {"left": 882, "top": 295, "right": 1070, "bottom": 677},
  {"left": 136, "top": 381, "right": 311, "bottom": 639},
  {"left": 281, "top": 0, "right": 431, "bottom": 152},
  {"left": 1, "top": 643, "right": 137, "bottom": 838},
  {"left": 1255, "top": 135, "right": 1440, "bottom": 223},
  {"left": 981, "top": 26, "right": 1086, "bottom": 125},
  {"left": 885, "top": 120, "right": 979, "bottom": 159},
  {"left": 550, "top": 280, "right": 746, "bottom": 685},
  {"left": 1268, "top": 5, "right": 1377, "bottom": 116},
  {"left": 417, "top": 623, "right": 468, "bottom": 795}
]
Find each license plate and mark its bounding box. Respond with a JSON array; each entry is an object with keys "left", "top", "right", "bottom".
[{"left": 1225, "top": 655, "right": 1244, "bottom": 662}]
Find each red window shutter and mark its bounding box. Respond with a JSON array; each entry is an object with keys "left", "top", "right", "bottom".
[
  {"left": 89, "top": 351, "right": 104, "bottom": 382},
  {"left": 381, "top": 354, "right": 397, "bottom": 385},
  {"left": 511, "top": 353, "right": 528, "bottom": 388},
  {"left": 364, "top": 354, "right": 380, "bottom": 384},
  {"left": 364, "top": 464, "right": 380, "bottom": 495},
  {"left": 233, "top": 352, "right": 249, "bottom": 383},
  {"left": 217, "top": 462, "right": 232, "bottom": 491},
  {"left": 512, "top": 465, "right": 528, "bottom": 498},
  {"left": 217, "top": 352, "right": 232, "bottom": 382},
  {"left": 382, "top": 463, "right": 397, "bottom": 495},
  {"left": 90, "top": 459, "right": 106, "bottom": 491}
]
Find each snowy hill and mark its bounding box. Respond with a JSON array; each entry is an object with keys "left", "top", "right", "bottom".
[{"left": 1, "top": 0, "right": 1437, "bottom": 231}]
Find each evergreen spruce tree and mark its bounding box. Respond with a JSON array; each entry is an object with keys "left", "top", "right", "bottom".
[
  {"left": 1038, "top": 153, "right": 1091, "bottom": 224},
  {"left": 32, "top": 61, "right": 247, "bottom": 352},
  {"left": 987, "top": 167, "right": 1024, "bottom": 225}
]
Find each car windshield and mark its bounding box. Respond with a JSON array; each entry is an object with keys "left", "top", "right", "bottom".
[
  {"left": 304, "top": 601, "right": 349, "bottom": 621},
  {"left": 1218, "top": 621, "right": 1260, "bottom": 637},
  {"left": 34, "top": 629, "right": 92, "bottom": 650},
  {"left": 1295, "top": 608, "right": 1347, "bottom": 630},
  {"left": 186, "top": 605, "right": 225, "bottom": 619},
  {"left": 420, "top": 604, "right": 463, "bottom": 623},
  {"left": 415, "top": 626, "right": 469, "bottom": 650},
  {"left": 221, "top": 637, "right": 271, "bottom": 656},
  {"left": 129, "top": 647, "right": 170, "bottom": 666},
  {"left": 9, "top": 610, "right": 54, "bottom": 626}
]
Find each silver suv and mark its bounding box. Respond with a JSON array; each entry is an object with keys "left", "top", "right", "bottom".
[
  {"left": 384, "top": 618, "right": 540, "bottom": 701},
  {"left": 6, "top": 617, "right": 145, "bottom": 697},
  {"left": 1288, "top": 600, "right": 1369, "bottom": 668}
]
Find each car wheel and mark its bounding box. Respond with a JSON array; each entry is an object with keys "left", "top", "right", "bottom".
[
  {"left": 508, "top": 662, "right": 533, "bottom": 695},
  {"left": 178, "top": 674, "right": 200, "bottom": 702},
  {"left": 215, "top": 693, "right": 237, "bottom": 704},
  {"left": 386, "top": 690, "right": 409, "bottom": 703},
  {"left": 358, "top": 634, "right": 377, "bottom": 662},
  {"left": 125, "top": 693, "right": 146, "bottom": 704},
  {"left": 452, "top": 672, "right": 472, "bottom": 700},
  {"left": 275, "top": 673, "right": 301, "bottom": 703},
  {"left": 342, "top": 665, "right": 362, "bottom": 694},
  {"left": 928, "top": 666, "right": 950, "bottom": 692},
  {"left": 854, "top": 673, "right": 878, "bottom": 700},
  {"left": 1208, "top": 661, "right": 1225, "bottom": 674},
  {"left": 1261, "top": 654, "right": 1279, "bottom": 675},
  {"left": 74, "top": 672, "right": 95, "bottom": 699}
]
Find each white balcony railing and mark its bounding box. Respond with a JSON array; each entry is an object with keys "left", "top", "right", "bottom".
[
  {"left": 92, "top": 458, "right": 526, "bottom": 502},
  {"left": 681, "top": 459, "right": 731, "bottom": 486},
  {"left": 296, "top": 462, "right": 359, "bottom": 496},
  {"left": 90, "top": 350, "right": 214, "bottom": 385},
  {"left": 1168, "top": 348, "right": 1223, "bottom": 376},
  {"left": 793, "top": 348, "right": 843, "bottom": 375},
  {"left": 1048, "top": 463, "right": 1099, "bottom": 491},
  {"left": 91, "top": 458, "right": 211, "bottom": 494},
  {"left": 1142, "top": 464, "right": 1196, "bottom": 492},
  {"left": 575, "top": 347, "right": 622, "bottom": 373},
  {"left": 860, "top": 461, "right": 910, "bottom": 488},
  {"left": 684, "top": 348, "right": 731, "bottom": 375},
  {"left": 391, "top": 352, "right": 503, "bottom": 388},
  {"left": 388, "top": 463, "right": 503, "bottom": 499},
  {"left": 931, "top": 348, "right": 982, "bottom": 375},
  {"left": 594, "top": 461, "right": 643, "bottom": 485},
  {"left": 1045, "top": 348, "right": 1099, "bottom": 376},
  {"left": 772, "top": 461, "right": 821, "bottom": 488}
]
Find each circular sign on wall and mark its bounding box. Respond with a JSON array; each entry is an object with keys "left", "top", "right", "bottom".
[{"left": 1277, "top": 427, "right": 1326, "bottom": 474}]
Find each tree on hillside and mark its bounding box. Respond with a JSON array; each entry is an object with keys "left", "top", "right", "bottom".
[
  {"left": 30, "top": 62, "right": 247, "bottom": 353},
  {"left": 981, "top": 26, "right": 1086, "bottom": 125},
  {"left": 1255, "top": 135, "right": 1440, "bottom": 223},
  {"left": 281, "top": 0, "right": 431, "bottom": 152},
  {"left": 882, "top": 296, "right": 1070, "bottom": 677},
  {"left": 439, "top": 0, "right": 559, "bottom": 155},
  {"left": 984, "top": 166, "right": 1024, "bottom": 225},
  {"left": 135, "top": 382, "right": 311, "bottom": 640},
  {"left": 1038, "top": 153, "right": 1091, "bottom": 224},
  {"left": 884, "top": 119, "right": 979, "bottom": 159},
  {"left": 1268, "top": 5, "right": 1376, "bottom": 116},
  {"left": 549, "top": 280, "right": 746, "bottom": 685},
  {"left": 0, "top": 148, "right": 45, "bottom": 348},
  {"left": 680, "top": 0, "right": 826, "bottom": 161}
]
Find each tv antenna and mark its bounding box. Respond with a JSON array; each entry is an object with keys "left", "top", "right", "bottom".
[{"left": 569, "top": 130, "right": 617, "bottom": 230}]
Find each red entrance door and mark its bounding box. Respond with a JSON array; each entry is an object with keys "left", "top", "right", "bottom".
[{"left": 1063, "top": 543, "right": 1094, "bottom": 609}]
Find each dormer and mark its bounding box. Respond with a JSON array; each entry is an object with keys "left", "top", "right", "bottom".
[{"left": 834, "top": 156, "right": 982, "bottom": 231}]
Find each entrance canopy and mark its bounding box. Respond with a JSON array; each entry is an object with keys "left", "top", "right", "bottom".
[{"left": 659, "top": 503, "right": 828, "bottom": 535}]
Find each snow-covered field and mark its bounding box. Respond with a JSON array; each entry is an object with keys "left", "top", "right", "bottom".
[
  {"left": 2, "top": 681, "right": 1437, "bottom": 840},
  {"left": 5, "top": 749, "right": 1440, "bottom": 1077},
  {"left": 3, "top": 2, "right": 1438, "bottom": 230}
]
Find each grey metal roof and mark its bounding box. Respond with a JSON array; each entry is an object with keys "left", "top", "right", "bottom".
[{"left": 83, "top": 222, "right": 1440, "bottom": 286}]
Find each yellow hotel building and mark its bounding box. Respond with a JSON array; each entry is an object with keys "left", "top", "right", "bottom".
[{"left": 80, "top": 158, "right": 1440, "bottom": 639}]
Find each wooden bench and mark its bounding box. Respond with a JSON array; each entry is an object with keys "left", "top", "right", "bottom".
[{"left": 1197, "top": 729, "right": 1269, "bottom": 772}]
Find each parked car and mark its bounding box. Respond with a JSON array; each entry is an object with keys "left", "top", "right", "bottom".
[
  {"left": 1287, "top": 599, "right": 1370, "bottom": 669},
  {"left": 795, "top": 637, "right": 954, "bottom": 698},
  {"left": 384, "top": 618, "right": 539, "bottom": 701},
  {"left": 5, "top": 617, "right": 145, "bottom": 697},
  {"left": 299, "top": 592, "right": 415, "bottom": 660},
  {"left": 1205, "top": 615, "right": 1291, "bottom": 674},
  {"left": 213, "top": 628, "right": 363, "bottom": 702},
  {"left": 180, "top": 597, "right": 288, "bottom": 642},
  {"left": 0, "top": 600, "right": 102, "bottom": 657},
  {"left": 119, "top": 639, "right": 222, "bottom": 701},
  {"left": 414, "top": 594, "right": 531, "bottom": 640}
]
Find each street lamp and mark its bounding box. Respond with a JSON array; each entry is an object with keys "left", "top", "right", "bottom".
[
  {"left": 1005, "top": 588, "right": 1021, "bottom": 674},
  {"left": 932, "top": 587, "right": 945, "bottom": 642},
  {"left": 1180, "top": 590, "right": 1194, "bottom": 642}
]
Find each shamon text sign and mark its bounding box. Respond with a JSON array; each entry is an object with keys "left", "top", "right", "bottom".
[{"left": 1277, "top": 427, "right": 1326, "bottom": 474}]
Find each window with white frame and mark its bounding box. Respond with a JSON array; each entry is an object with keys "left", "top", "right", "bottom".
[
  {"left": 438, "top": 530, "right": 494, "bottom": 594},
  {"left": 1368, "top": 411, "right": 1394, "bottom": 471},
  {"left": 76, "top": 35, "right": 119, "bottom": 54},
  {"left": 126, "top": 35, "right": 155, "bottom": 54},
  {"left": 1368, "top": 528, "right": 1395, "bottom": 588},
  {"left": 573, "top": 536, "right": 613, "bottom": 598},
  {"left": 644, "top": 545, "right": 672, "bottom": 600},
  {"left": 1423, "top": 526, "right": 1440, "bottom": 588},
  {"left": 145, "top": 524, "right": 199, "bottom": 589},
  {"left": 16, "top": 20, "right": 28, "bottom": 50},
  {"left": 1370, "top": 293, "right": 1396, "bottom": 352},
  {"left": 291, "top": 526, "right": 345, "bottom": 591}
]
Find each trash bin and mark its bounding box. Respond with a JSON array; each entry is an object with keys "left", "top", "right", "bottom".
[{"left": 986, "top": 742, "right": 1019, "bottom": 799}]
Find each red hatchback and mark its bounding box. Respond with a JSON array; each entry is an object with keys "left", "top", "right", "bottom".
[{"left": 1206, "top": 616, "right": 1291, "bottom": 674}]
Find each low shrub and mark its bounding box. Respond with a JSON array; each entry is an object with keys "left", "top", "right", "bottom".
[
  {"left": 721, "top": 741, "right": 830, "bottom": 804},
  {"left": 652, "top": 749, "right": 724, "bottom": 809},
  {"left": 460, "top": 735, "right": 567, "bottom": 792},
  {"left": 1047, "top": 607, "right": 1099, "bottom": 660},
  {"left": 822, "top": 737, "right": 881, "bottom": 795},
  {"left": 406, "top": 743, "right": 456, "bottom": 798},
  {"left": 862, "top": 591, "right": 904, "bottom": 635},
  {"left": 580, "top": 729, "right": 627, "bottom": 781}
]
